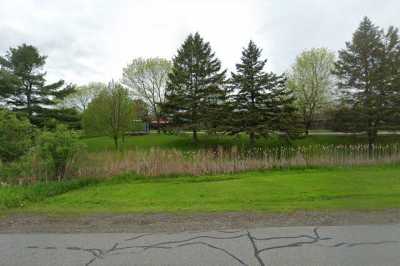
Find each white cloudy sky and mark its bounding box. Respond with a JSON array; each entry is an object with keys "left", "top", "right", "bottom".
[{"left": 1, "top": 0, "right": 399, "bottom": 84}]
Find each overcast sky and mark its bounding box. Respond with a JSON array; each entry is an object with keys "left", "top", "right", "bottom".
[{"left": 1, "top": 0, "right": 399, "bottom": 85}]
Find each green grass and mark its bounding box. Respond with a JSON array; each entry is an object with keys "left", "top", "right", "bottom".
[
  {"left": 81, "top": 133, "right": 400, "bottom": 152},
  {"left": 0, "top": 179, "right": 98, "bottom": 210},
  {"left": 11, "top": 165, "right": 400, "bottom": 214}
]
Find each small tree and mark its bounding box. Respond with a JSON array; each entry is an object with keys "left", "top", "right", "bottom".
[
  {"left": 34, "top": 125, "right": 83, "bottom": 181},
  {"left": 163, "top": 33, "right": 226, "bottom": 141},
  {"left": 0, "top": 109, "right": 34, "bottom": 162},
  {"left": 288, "top": 48, "right": 335, "bottom": 135},
  {"left": 122, "top": 58, "right": 171, "bottom": 133},
  {"left": 83, "top": 81, "right": 135, "bottom": 150}
]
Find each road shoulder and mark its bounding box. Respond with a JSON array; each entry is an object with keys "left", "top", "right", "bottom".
[{"left": 1, "top": 209, "right": 400, "bottom": 233}]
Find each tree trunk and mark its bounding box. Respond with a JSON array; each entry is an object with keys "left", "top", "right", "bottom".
[
  {"left": 157, "top": 116, "right": 161, "bottom": 134},
  {"left": 113, "top": 135, "right": 119, "bottom": 150},
  {"left": 27, "top": 84, "right": 32, "bottom": 121},
  {"left": 193, "top": 129, "right": 198, "bottom": 142},
  {"left": 249, "top": 132, "right": 256, "bottom": 146},
  {"left": 304, "top": 119, "right": 311, "bottom": 136},
  {"left": 367, "top": 127, "right": 377, "bottom": 158}
]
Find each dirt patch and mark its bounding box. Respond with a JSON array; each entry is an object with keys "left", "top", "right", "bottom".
[{"left": 1, "top": 209, "right": 399, "bottom": 233}]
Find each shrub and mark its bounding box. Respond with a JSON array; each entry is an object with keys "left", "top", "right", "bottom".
[
  {"left": 0, "top": 158, "right": 34, "bottom": 184},
  {"left": 0, "top": 109, "right": 35, "bottom": 162},
  {"left": 33, "top": 125, "right": 85, "bottom": 181}
]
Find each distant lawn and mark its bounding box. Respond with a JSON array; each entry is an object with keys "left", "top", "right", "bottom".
[
  {"left": 82, "top": 132, "right": 400, "bottom": 152},
  {"left": 16, "top": 165, "right": 400, "bottom": 214}
]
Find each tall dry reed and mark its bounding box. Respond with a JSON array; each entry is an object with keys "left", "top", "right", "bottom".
[{"left": 67, "top": 144, "right": 400, "bottom": 178}]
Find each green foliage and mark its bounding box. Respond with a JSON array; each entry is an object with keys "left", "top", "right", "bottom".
[
  {"left": 131, "top": 120, "right": 147, "bottom": 132},
  {"left": 132, "top": 99, "right": 150, "bottom": 122},
  {"left": 13, "top": 165, "right": 400, "bottom": 214},
  {"left": 288, "top": 48, "right": 335, "bottom": 135},
  {"left": 333, "top": 17, "right": 400, "bottom": 149},
  {"left": 0, "top": 44, "right": 76, "bottom": 127},
  {"left": 122, "top": 58, "right": 171, "bottom": 131},
  {"left": 45, "top": 108, "right": 82, "bottom": 130},
  {"left": 34, "top": 125, "right": 85, "bottom": 181},
  {"left": 81, "top": 133, "right": 400, "bottom": 153},
  {"left": 163, "top": 33, "right": 226, "bottom": 141},
  {"left": 63, "top": 82, "right": 106, "bottom": 112},
  {"left": 0, "top": 109, "right": 35, "bottom": 162},
  {"left": 0, "top": 178, "right": 98, "bottom": 210},
  {"left": 82, "top": 81, "right": 135, "bottom": 149},
  {"left": 0, "top": 68, "right": 19, "bottom": 100},
  {"left": 228, "top": 41, "right": 298, "bottom": 143}
]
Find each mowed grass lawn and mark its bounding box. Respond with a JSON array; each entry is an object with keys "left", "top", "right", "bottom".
[
  {"left": 81, "top": 133, "right": 400, "bottom": 152},
  {"left": 19, "top": 165, "right": 400, "bottom": 214}
]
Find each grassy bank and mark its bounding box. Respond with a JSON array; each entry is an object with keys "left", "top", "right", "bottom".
[
  {"left": 0, "top": 179, "right": 98, "bottom": 210},
  {"left": 9, "top": 165, "right": 400, "bottom": 214}
]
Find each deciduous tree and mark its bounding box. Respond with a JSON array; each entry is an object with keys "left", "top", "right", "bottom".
[
  {"left": 288, "top": 48, "right": 335, "bottom": 135},
  {"left": 63, "top": 82, "right": 106, "bottom": 112},
  {"left": 82, "top": 81, "right": 135, "bottom": 150},
  {"left": 122, "top": 58, "right": 171, "bottom": 133},
  {"left": 0, "top": 109, "right": 34, "bottom": 162}
]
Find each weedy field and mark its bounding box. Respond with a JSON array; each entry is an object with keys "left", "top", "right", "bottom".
[
  {"left": 3, "top": 165, "right": 400, "bottom": 214},
  {"left": 2, "top": 133, "right": 400, "bottom": 215}
]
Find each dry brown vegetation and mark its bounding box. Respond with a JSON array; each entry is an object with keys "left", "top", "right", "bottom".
[{"left": 66, "top": 144, "right": 400, "bottom": 178}]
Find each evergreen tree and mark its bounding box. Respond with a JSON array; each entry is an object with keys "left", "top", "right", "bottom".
[
  {"left": 0, "top": 44, "right": 75, "bottom": 126},
  {"left": 163, "top": 33, "right": 226, "bottom": 141},
  {"left": 334, "top": 17, "right": 400, "bottom": 153},
  {"left": 228, "top": 41, "right": 297, "bottom": 144},
  {"left": 0, "top": 67, "right": 18, "bottom": 103}
]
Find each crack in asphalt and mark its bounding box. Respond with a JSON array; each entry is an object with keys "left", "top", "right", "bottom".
[
  {"left": 247, "top": 231, "right": 265, "bottom": 266},
  {"left": 138, "top": 233, "right": 249, "bottom": 251},
  {"left": 177, "top": 241, "right": 248, "bottom": 265},
  {"left": 124, "top": 233, "right": 152, "bottom": 241},
  {"left": 25, "top": 227, "right": 399, "bottom": 266},
  {"left": 217, "top": 229, "right": 242, "bottom": 234},
  {"left": 319, "top": 240, "right": 400, "bottom": 248},
  {"left": 256, "top": 227, "right": 332, "bottom": 253}
]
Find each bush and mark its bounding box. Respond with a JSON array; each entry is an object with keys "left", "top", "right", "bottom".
[
  {"left": 0, "top": 109, "right": 35, "bottom": 162},
  {"left": 0, "top": 158, "right": 34, "bottom": 184},
  {"left": 33, "top": 125, "right": 85, "bottom": 181}
]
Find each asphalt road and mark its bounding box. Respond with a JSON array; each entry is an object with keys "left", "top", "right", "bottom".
[{"left": 1, "top": 224, "right": 399, "bottom": 266}]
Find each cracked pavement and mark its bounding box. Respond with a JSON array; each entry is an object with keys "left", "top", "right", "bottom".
[{"left": 1, "top": 224, "right": 400, "bottom": 265}]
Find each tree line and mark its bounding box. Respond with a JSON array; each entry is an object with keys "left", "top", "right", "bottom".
[{"left": 1, "top": 17, "right": 400, "bottom": 150}]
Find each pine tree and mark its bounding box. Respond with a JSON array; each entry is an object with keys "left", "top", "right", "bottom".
[
  {"left": 334, "top": 17, "right": 400, "bottom": 153},
  {"left": 0, "top": 44, "right": 75, "bottom": 126},
  {"left": 0, "top": 67, "right": 18, "bottom": 102},
  {"left": 163, "top": 33, "right": 226, "bottom": 141},
  {"left": 228, "top": 41, "right": 297, "bottom": 144}
]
